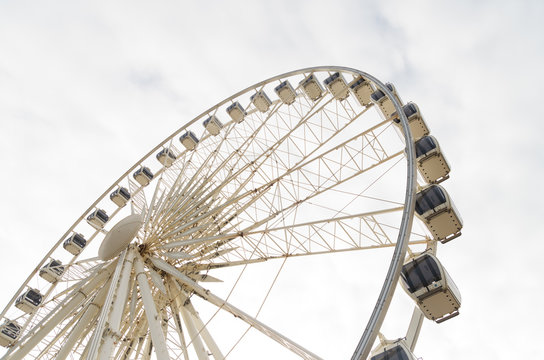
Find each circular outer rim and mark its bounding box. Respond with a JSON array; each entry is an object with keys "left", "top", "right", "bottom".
[{"left": 0, "top": 66, "right": 416, "bottom": 359}]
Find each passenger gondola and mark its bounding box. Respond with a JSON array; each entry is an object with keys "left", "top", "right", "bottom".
[
  {"left": 400, "top": 253, "right": 461, "bottom": 323},
  {"left": 15, "top": 288, "right": 43, "bottom": 314},
  {"left": 274, "top": 80, "right": 297, "bottom": 105},
  {"left": 203, "top": 115, "right": 223, "bottom": 136},
  {"left": 133, "top": 166, "right": 154, "bottom": 186},
  {"left": 323, "top": 72, "right": 349, "bottom": 100},
  {"left": 179, "top": 131, "right": 199, "bottom": 151},
  {"left": 370, "top": 83, "right": 402, "bottom": 119},
  {"left": 39, "top": 259, "right": 65, "bottom": 283},
  {"left": 226, "top": 102, "right": 246, "bottom": 123},
  {"left": 371, "top": 339, "right": 417, "bottom": 360},
  {"left": 415, "top": 184, "right": 462, "bottom": 243},
  {"left": 110, "top": 187, "right": 131, "bottom": 207},
  {"left": 156, "top": 148, "right": 177, "bottom": 166},
  {"left": 250, "top": 90, "right": 272, "bottom": 112},
  {"left": 350, "top": 76, "right": 374, "bottom": 106},
  {"left": 63, "top": 233, "right": 87, "bottom": 255},
  {"left": 87, "top": 208, "right": 109, "bottom": 229},
  {"left": 392, "top": 102, "right": 430, "bottom": 140},
  {"left": 415, "top": 135, "right": 451, "bottom": 183},
  {"left": 299, "top": 74, "right": 324, "bottom": 101},
  {"left": 0, "top": 320, "right": 21, "bottom": 347}
]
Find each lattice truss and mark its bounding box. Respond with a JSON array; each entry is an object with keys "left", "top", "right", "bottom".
[{"left": 1, "top": 70, "right": 429, "bottom": 360}]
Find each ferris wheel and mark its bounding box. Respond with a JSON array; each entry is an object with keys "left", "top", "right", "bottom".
[{"left": 0, "top": 66, "right": 464, "bottom": 360}]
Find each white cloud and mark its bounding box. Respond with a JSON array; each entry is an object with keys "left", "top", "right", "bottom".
[{"left": 0, "top": 0, "right": 542, "bottom": 359}]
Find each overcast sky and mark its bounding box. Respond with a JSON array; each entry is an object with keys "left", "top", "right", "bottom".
[{"left": 1, "top": 0, "right": 543, "bottom": 359}]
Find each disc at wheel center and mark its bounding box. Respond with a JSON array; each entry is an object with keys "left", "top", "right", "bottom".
[{"left": 98, "top": 214, "right": 143, "bottom": 260}]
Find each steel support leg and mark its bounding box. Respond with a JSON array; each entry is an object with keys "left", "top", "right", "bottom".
[
  {"left": 135, "top": 252, "right": 171, "bottom": 360},
  {"left": 55, "top": 279, "right": 110, "bottom": 360},
  {"left": 98, "top": 249, "right": 136, "bottom": 359}
]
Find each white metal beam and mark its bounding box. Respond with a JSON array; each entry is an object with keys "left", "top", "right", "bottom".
[
  {"left": 170, "top": 279, "right": 225, "bottom": 360},
  {"left": 166, "top": 280, "right": 190, "bottom": 360},
  {"left": 405, "top": 307, "right": 424, "bottom": 352},
  {"left": 86, "top": 250, "right": 128, "bottom": 360},
  {"left": 149, "top": 256, "right": 322, "bottom": 360},
  {"left": 134, "top": 252, "right": 171, "bottom": 360},
  {"left": 179, "top": 301, "right": 210, "bottom": 360},
  {"left": 97, "top": 248, "right": 136, "bottom": 359},
  {"left": 184, "top": 297, "right": 225, "bottom": 360},
  {"left": 55, "top": 278, "right": 110, "bottom": 360}
]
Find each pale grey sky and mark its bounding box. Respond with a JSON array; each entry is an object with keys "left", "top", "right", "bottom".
[{"left": 0, "top": 0, "right": 542, "bottom": 358}]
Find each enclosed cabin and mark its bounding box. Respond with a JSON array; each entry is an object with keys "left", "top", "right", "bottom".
[
  {"left": 392, "top": 102, "right": 430, "bottom": 140},
  {"left": 156, "top": 148, "right": 177, "bottom": 167},
  {"left": 400, "top": 253, "right": 461, "bottom": 323},
  {"left": 63, "top": 233, "right": 87, "bottom": 255},
  {"left": 0, "top": 320, "right": 21, "bottom": 347},
  {"left": 415, "top": 185, "right": 462, "bottom": 243},
  {"left": 203, "top": 115, "right": 223, "bottom": 136},
  {"left": 350, "top": 76, "right": 374, "bottom": 107},
  {"left": 15, "top": 288, "right": 43, "bottom": 314},
  {"left": 415, "top": 136, "right": 451, "bottom": 184},
  {"left": 110, "top": 187, "right": 131, "bottom": 207},
  {"left": 250, "top": 90, "right": 272, "bottom": 112},
  {"left": 370, "top": 339, "right": 417, "bottom": 360},
  {"left": 323, "top": 72, "right": 349, "bottom": 100},
  {"left": 274, "top": 80, "right": 297, "bottom": 105},
  {"left": 299, "top": 74, "right": 324, "bottom": 101},
  {"left": 39, "top": 259, "right": 65, "bottom": 283},
  {"left": 226, "top": 102, "right": 246, "bottom": 123},
  {"left": 370, "top": 83, "right": 402, "bottom": 119},
  {"left": 180, "top": 131, "right": 199, "bottom": 151},
  {"left": 133, "top": 166, "right": 154, "bottom": 186},
  {"left": 87, "top": 208, "right": 109, "bottom": 229}
]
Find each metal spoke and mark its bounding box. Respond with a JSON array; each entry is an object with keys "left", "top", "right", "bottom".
[{"left": 149, "top": 256, "right": 323, "bottom": 360}]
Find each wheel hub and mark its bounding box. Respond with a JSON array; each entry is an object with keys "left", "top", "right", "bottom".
[{"left": 98, "top": 214, "right": 143, "bottom": 260}]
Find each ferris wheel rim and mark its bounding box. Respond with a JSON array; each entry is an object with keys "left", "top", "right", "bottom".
[{"left": 1, "top": 66, "right": 417, "bottom": 360}]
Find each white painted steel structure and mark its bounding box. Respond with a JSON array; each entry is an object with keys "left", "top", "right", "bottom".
[{"left": 0, "top": 67, "right": 462, "bottom": 359}]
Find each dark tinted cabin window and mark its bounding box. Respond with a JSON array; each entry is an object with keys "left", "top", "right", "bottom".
[
  {"left": 2, "top": 323, "right": 20, "bottom": 338},
  {"left": 303, "top": 75, "right": 316, "bottom": 85},
  {"left": 324, "top": 72, "right": 339, "bottom": 85},
  {"left": 26, "top": 290, "right": 42, "bottom": 306},
  {"left": 403, "top": 103, "right": 417, "bottom": 117},
  {"left": 72, "top": 234, "right": 86, "bottom": 247},
  {"left": 371, "top": 345, "right": 410, "bottom": 360},
  {"left": 350, "top": 77, "right": 365, "bottom": 89},
  {"left": 371, "top": 89, "right": 385, "bottom": 102},
  {"left": 142, "top": 167, "right": 153, "bottom": 179},
  {"left": 119, "top": 187, "right": 131, "bottom": 199},
  {"left": 48, "top": 260, "right": 64, "bottom": 274},
  {"left": 158, "top": 149, "right": 175, "bottom": 159},
  {"left": 415, "top": 136, "right": 437, "bottom": 158},
  {"left": 275, "top": 81, "right": 287, "bottom": 91},
  {"left": 401, "top": 255, "right": 442, "bottom": 293},
  {"left": 96, "top": 210, "right": 108, "bottom": 222},
  {"left": 227, "top": 102, "right": 245, "bottom": 113},
  {"left": 415, "top": 186, "right": 447, "bottom": 215}
]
